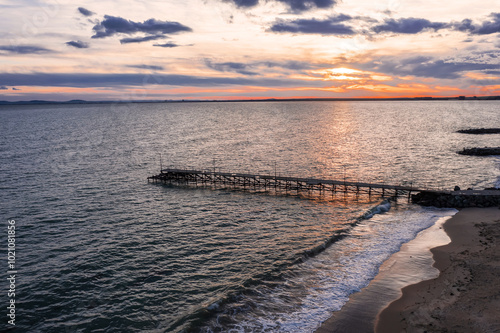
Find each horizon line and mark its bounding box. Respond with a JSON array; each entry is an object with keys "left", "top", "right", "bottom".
[{"left": 1, "top": 95, "right": 500, "bottom": 105}]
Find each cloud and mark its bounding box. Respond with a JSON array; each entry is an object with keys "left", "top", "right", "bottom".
[
  {"left": 226, "top": 0, "right": 336, "bottom": 12},
  {"left": 0, "top": 73, "right": 306, "bottom": 88},
  {"left": 127, "top": 64, "right": 164, "bottom": 70},
  {"left": 205, "top": 59, "right": 258, "bottom": 75},
  {"left": 120, "top": 35, "right": 165, "bottom": 44},
  {"left": 476, "top": 13, "right": 500, "bottom": 34},
  {"left": 372, "top": 17, "right": 447, "bottom": 34},
  {"left": 361, "top": 55, "right": 500, "bottom": 79},
  {"left": 270, "top": 15, "right": 355, "bottom": 35},
  {"left": 454, "top": 13, "right": 500, "bottom": 35},
  {"left": 262, "top": 60, "right": 318, "bottom": 70},
  {"left": 203, "top": 59, "right": 326, "bottom": 77},
  {"left": 0, "top": 86, "right": 21, "bottom": 91},
  {"left": 269, "top": 12, "right": 500, "bottom": 37},
  {"left": 153, "top": 42, "right": 180, "bottom": 48},
  {"left": 92, "top": 15, "right": 192, "bottom": 39},
  {"left": 410, "top": 61, "right": 493, "bottom": 79},
  {"left": 0, "top": 45, "right": 53, "bottom": 55},
  {"left": 454, "top": 19, "right": 474, "bottom": 33},
  {"left": 276, "top": 0, "right": 336, "bottom": 12},
  {"left": 229, "top": 0, "right": 259, "bottom": 7},
  {"left": 78, "top": 7, "right": 95, "bottom": 17},
  {"left": 66, "top": 40, "right": 89, "bottom": 48}
]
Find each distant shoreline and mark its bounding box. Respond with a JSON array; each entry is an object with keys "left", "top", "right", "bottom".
[{"left": 1, "top": 95, "right": 500, "bottom": 106}]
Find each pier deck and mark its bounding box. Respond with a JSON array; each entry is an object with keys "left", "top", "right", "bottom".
[{"left": 148, "top": 168, "right": 433, "bottom": 200}]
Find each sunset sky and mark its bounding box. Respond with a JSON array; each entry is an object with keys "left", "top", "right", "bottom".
[{"left": 1, "top": 0, "right": 499, "bottom": 101}]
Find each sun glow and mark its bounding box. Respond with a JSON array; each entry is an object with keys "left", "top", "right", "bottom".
[
  {"left": 309, "top": 67, "right": 395, "bottom": 84},
  {"left": 311, "top": 67, "right": 364, "bottom": 81}
]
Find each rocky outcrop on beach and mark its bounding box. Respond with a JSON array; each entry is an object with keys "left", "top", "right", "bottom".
[
  {"left": 457, "top": 128, "right": 500, "bottom": 134},
  {"left": 457, "top": 147, "right": 500, "bottom": 156}
]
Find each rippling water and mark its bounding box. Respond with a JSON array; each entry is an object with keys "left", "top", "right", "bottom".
[{"left": 1, "top": 101, "right": 498, "bottom": 332}]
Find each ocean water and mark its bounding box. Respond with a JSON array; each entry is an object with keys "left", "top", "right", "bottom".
[{"left": 1, "top": 100, "right": 499, "bottom": 332}]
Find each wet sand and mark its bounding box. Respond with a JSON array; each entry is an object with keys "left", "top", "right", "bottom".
[
  {"left": 315, "top": 214, "right": 454, "bottom": 333},
  {"left": 376, "top": 207, "right": 500, "bottom": 333}
]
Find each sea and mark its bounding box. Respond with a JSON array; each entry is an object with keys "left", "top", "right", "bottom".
[{"left": 1, "top": 100, "right": 499, "bottom": 332}]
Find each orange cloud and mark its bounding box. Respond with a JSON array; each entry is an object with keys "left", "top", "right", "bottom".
[{"left": 465, "top": 72, "right": 500, "bottom": 80}]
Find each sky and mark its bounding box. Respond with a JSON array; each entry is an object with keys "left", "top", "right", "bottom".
[{"left": 1, "top": 0, "right": 500, "bottom": 101}]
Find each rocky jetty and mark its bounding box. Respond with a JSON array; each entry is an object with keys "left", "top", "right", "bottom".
[
  {"left": 457, "top": 147, "right": 500, "bottom": 156},
  {"left": 457, "top": 128, "right": 500, "bottom": 134},
  {"left": 412, "top": 190, "right": 500, "bottom": 208}
]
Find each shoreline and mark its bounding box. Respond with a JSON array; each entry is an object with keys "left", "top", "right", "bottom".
[
  {"left": 315, "top": 207, "right": 500, "bottom": 333},
  {"left": 375, "top": 207, "right": 500, "bottom": 332},
  {"left": 315, "top": 211, "right": 455, "bottom": 332}
]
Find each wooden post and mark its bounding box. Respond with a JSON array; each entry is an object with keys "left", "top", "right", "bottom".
[{"left": 274, "top": 162, "right": 277, "bottom": 191}]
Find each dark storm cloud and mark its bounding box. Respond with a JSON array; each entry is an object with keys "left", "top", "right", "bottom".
[
  {"left": 372, "top": 17, "right": 447, "bottom": 34},
  {"left": 270, "top": 15, "right": 355, "bottom": 35},
  {"left": 0, "top": 45, "right": 53, "bottom": 54},
  {"left": 0, "top": 73, "right": 307, "bottom": 88},
  {"left": 226, "top": 0, "right": 336, "bottom": 12},
  {"left": 120, "top": 35, "right": 165, "bottom": 44},
  {"left": 92, "top": 15, "right": 192, "bottom": 39},
  {"left": 361, "top": 55, "right": 500, "bottom": 79},
  {"left": 153, "top": 42, "right": 180, "bottom": 48},
  {"left": 454, "top": 13, "right": 500, "bottom": 35},
  {"left": 205, "top": 60, "right": 258, "bottom": 76},
  {"left": 78, "top": 7, "right": 95, "bottom": 17},
  {"left": 127, "top": 65, "right": 165, "bottom": 70},
  {"left": 66, "top": 40, "right": 89, "bottom": 48}
]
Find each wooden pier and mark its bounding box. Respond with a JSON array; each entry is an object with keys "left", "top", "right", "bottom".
[{"left": 148, "top": 168, "right": 434, "bottom": 200}]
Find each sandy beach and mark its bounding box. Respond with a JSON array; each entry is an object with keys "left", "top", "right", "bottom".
[
  {"left": 376, "top": 207, "right": 500, "bottom": 333},
  {"left": 315, "top": 211, "right": 453, "bottom": 333},
  {"left": 316, "top": 207, "right": 500, "bottom": 333}
]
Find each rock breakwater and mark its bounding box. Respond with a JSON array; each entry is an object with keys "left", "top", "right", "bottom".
[
  {"left": 412, "top": 190, "right": 500, "bottom": 208},
  {"left": 457, "top": 147, "right": 500, "bottom": 156}
]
